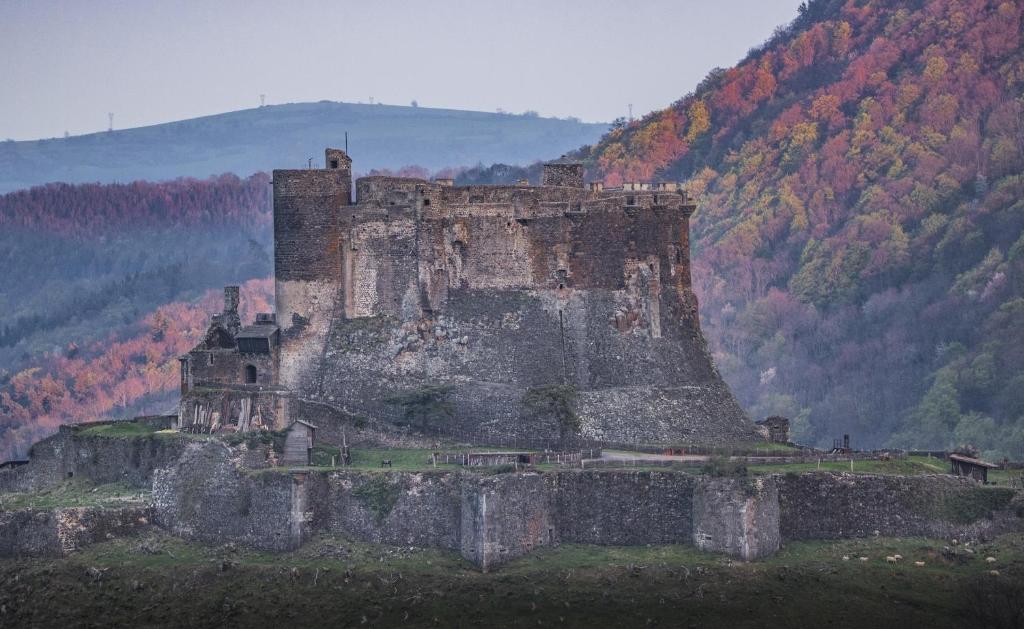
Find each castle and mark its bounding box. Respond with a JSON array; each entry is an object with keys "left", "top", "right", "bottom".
[{"left": 178, "top": 148, "right": 757, "bottom": 446}]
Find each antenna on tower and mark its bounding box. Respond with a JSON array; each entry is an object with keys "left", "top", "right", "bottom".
[
  {"left": 108, "top": 113, "right": 114, "bottom": 132},
  {"left": 259, "top": 94, "right": 266, "bottom": 107},
  {"left": 344, "top": 131, "right": 348, "bottom": 153},
  {"left": 628, "top": 104, "right": 633, "bottom": 122},
  {"left": 369, "top": 96, "right": 374, "bottom": 105}
]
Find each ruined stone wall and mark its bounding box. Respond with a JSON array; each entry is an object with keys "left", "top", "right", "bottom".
[
  {"left": 0, "top": 506, "right": 152, "bottom": 558},
  {"left": 546, "top": 471, "right": 695, "bottom": 545},
  {"left": 776, "top": 473, "right": 1022, "bottom": 542},
  {"left": 461, "top": 473, "right": 551, "bottom": 571},
  {"left": 179, "top": 388, "right": 288, "bottom": 432},
  {"left": 65, "top": 433, "right": 190, "bottom": 488},
  {"left": 0, "top": 427, "right": 189, "bottom": 493},
  {"left": 693, "top": 476, "right": 780, "bottom": 561},
  {"left": 307, "top": 197, "right": 753, "bottom": 445},
  {"left": 153, "top": 441, "right": 302, "bottom": 551},
  {"left": 306, "top": 471, "right": 462, "bottom": 549}
]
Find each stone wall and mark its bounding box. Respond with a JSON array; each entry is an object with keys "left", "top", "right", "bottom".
[
  {"left": 693, "top": 476, "right": 780, "bottom": 561},
  {"left": 306, "top": 471, "right": 463, "bottom": 549},
  {"left": 153, "top": 441, "right": 302, "bottom": 551},
  {"left": 145, "top": 459, "right": 1023, "bottom": 570},
  {"left": 461, "top": 473, "right": 551, "bottom": 571},
  {"left": 777, "top": 472, "right": 1021, "bottom": 542},
  {"left": 0, "top": 506, "right": 152, "bottom": 558},
  {"left": 0, "top": 426, "right": 189, "bottom": 493},
  {"left": 547, "top": 471, "right": 695, "bottom": 545}
]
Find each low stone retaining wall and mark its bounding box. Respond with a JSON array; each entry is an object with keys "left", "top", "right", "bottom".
[
  {"left": 777, "top": 472, "right": 1021, "bottom": 542},
  {"left": 0, "top": 425, "right": 190, "bottom": 493},
  {"left": 0, "top": 506, "right": 153, "bottom": 558},
  {"left": 145, "top": 444, "right": 1024, "bottom": 571}
]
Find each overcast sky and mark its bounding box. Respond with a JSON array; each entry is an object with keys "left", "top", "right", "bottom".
[{"left": 0, "top": 0, "right": 803, "bottom": 140}]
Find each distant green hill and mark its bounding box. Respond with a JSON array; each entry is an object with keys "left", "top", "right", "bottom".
[{"left": 0, "top": 102, "right": 606, "bottom": 192}]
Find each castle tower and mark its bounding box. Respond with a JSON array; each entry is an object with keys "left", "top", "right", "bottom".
[
  {"left": 270, "top": 148, "right": 756, "bottom": 446},
  {"left": 541, "top": 157, "right": 584, "bottom": 188},
  {"left": 272, "top": 148, "right": 352, "bottom": 388}
]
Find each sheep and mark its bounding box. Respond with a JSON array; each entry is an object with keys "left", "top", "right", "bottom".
[
  {"left": 892, "top": 554, "right": 903, "bottom": 561},
  {"left": 841, "top": 555, "right": 850, "bottom": 561},
  {"left": 985, "top": 556, "right": 997, "bottom": 563},
  {"left": 859, "top": 557, "right": 869, "bottom": 562},
  {"left": 990, "top": 570, "right": 1001, "bottom": 577},
  {"left": 885, "top": 556, "right": 897, "bottom": 564},
  {"left": 914, "top": 561, "right": 926, "bottom": 567}
]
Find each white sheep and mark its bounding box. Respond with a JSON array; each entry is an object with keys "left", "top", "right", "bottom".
[
  {"left": 859, "top": 556, "right": 869, "bottom": 562},
  {"left": 985, "top": 556, "right": 997, "bottom": 563},
  {"left": 990, "top": 570, "right": 1001, "bottom": 577},
  {"left": 914, "top": 561, "right": 925, "bottom": 567},
  {"left": 885, "top": 556, "right": 897, "bottom": 564},
  {"left": 893, "top": 554, "right": 903, "bottom": 561},
  {"left": 842, "top": 555, "right": 850, "bottom": 561}
]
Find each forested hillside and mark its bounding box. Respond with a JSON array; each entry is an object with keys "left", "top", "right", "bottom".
[
  {"left": 0, "top": 177, "right": 274, "bottom": 458},
  {"left": 579, "top": 0, "right": 1024, "bottom": 457}
]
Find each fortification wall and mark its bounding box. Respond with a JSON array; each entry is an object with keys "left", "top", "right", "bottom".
[
  {"left": 0, "top": 506, "right": 152, "bottom": 558},
  {"left": 148, "top": 455, "right": 1024, "bottom": 569},
  {"left": 777, "top": 473, "right": 1021, "bottom": 542},
  {"left": 306, "top": 471, "right": 463, "bottom": 549},
  {"left": 461, "top": 473, "right": 551, "bottom": 571},
  {"left": 547, "top": 471, "right": 695, "bottom": 545},
  {"left": 0, "top": 427, "right": 188, "bottom": 493},
  {"left": 693, "top": 476, "right": 780, "bottom": 561},
  {"left": 153, "top": 441, "right": 301, "bottom": 551}
]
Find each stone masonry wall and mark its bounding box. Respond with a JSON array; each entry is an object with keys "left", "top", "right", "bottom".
[
  {"left": 693, "top": 476, "right": 780, "bottom": 561},
  {"left": 547, "top": 471, "right": 695, "bottom": 545},
  {"left": 153, "top": 441, "right": 302, "bottom": 551},
  {"left": 0, "top": 427, "right": 189, "bottom": 493},
  {"left": 461, "top": 473, "right": 551, "bottom": 571},
  {"left": 0, "top": 506, "right": 153, "bottom": 558},
  {"left": 777, "top": 472, "right": 1021, "bottom": 542}
]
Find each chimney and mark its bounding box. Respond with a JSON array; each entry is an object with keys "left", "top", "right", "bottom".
[{"left": 224, "top": 286, "right": 240, "bottom": 314}]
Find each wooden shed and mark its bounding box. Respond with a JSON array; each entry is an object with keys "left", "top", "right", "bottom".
[
  {"left": 282, "top": 420, "right": 316, "bottom": 466},
  {"left": 949, "top": 453, "right": 999, "bottom": 483}
]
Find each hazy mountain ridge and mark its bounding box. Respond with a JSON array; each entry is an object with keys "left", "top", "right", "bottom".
[{"left": 0, "top": 101, "right": 606, "bottom": 193}]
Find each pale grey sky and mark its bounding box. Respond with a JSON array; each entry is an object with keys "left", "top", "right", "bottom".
[{"left": 0, "top": 0, "right": 803, "bottom": 140}]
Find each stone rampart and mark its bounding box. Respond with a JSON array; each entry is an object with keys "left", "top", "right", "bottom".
[
  {"left": 0, "top": 506, "right": 152, "bottom": 558},
  {"left": 777, "top": 472, "right": 1021, "bottom": 542},
  {"left": 143, "top": 461, "right": 1024, "bottom": 570},
  {"left": 0, "top": 426, "right": 189, "bottom": 493}
]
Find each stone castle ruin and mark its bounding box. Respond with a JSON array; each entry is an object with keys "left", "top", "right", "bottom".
[
  {"left": 178, "top": 148, "right": 756, "bottom": 446},
  {"left": 2, "top": 149, "right": 1021, "bottom": 570}
]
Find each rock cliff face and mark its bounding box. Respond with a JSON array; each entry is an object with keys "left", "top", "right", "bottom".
[{"left": 272, "top": 152, "right": 758, "bottom": 446}]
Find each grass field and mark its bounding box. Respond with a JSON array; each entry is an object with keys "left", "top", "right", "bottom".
[{"left": 0, "top": 530, "right": 1021, "bottom": 627}]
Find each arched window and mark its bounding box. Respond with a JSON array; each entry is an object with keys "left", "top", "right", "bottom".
[{"left": 244, "top": 365, "right": 257, "bottom": 384}]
